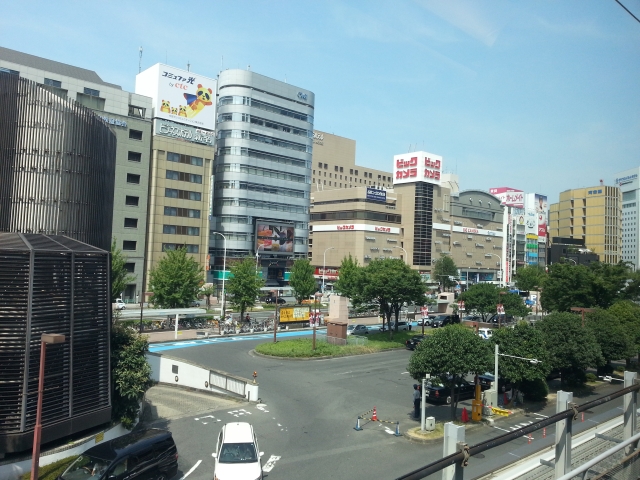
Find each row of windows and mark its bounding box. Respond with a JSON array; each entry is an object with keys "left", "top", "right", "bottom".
[
  {"left": 218, "top": 96, "right": 313, "bottom": 123},
  {"left": 218, "top": 197, "right": 308, "bottom": 214},
  {"left": 310, "top": 211, "right": 401, "bottom": 223},
  {"left": 218, "top": 84, "right": 313, "bottom": 110},
  {"left": 313, "top": 178, "right": 389, "bottom": 188},
  {"left": 162, "top": 243, "right": 199, "bottom": 253},
  {"left": 217, "top": 112, "right": 311, "bottom": 138},
  {"left": 216, "top": 164, "right": 307, "bottom": 184},
  {"left": 167, "top": 151, "right": 204, "bottom": 166},
  {"left": 624, "top": 202, "right": 637, "bottom": 208},
  {"left": 164, "top": 206, "right": 201, "bottom": 218},
  {"left": 215, "top": 181, "right": 308, "bottom": 199},
  {"left": 165, "top": 188, "right": 202, "bottom": 201},
  {"left": 166, "top": 170, "right": 203, "bottom": 184},
  {"left": 217, "top": 146, "right": 309, "bottom": 169},
  {"left": 315, "top": 164, "right": 391, "bottom": 181},
  {"left": 217, "top": 215, "right": 308, "bottom": 230},
  {"left": 461, "top": 207, "right": 494, "bottom": 222},
  {"left": 163, "top": 224, "right": 200, "bottom": 236},
  {"left": 217, "top": 130, "right": 312, "bottom": 153}
]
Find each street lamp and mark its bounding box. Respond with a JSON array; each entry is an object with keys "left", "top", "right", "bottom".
[
  {"left": 322, "top": 247, "right": 335, "bottom": 294},
  {"left": 487, "top": 253, "right": 502, "bottom": 287},
  {"left": 392, "top": 246, "right": 408, "bottom": 264},
  {"left": 211, "top": 232, "right": 227, "bottom": 319},
  {"left": 31, "top": 333, "right": 65, "bottom": 480},
  {"left": 489, "top": 343, "right": 541, "bottom": 409}
]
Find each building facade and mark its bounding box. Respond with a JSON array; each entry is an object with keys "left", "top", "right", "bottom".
[
  {"left": 549, "top": 185, "right": 621, "bottom": 264},
  {"left": 614, "top": 168, "right": 640, "bottom": 268},
  {"left": 0, "top": 46, "right": 153, "bottom": 299},
  {"left": 0, "top": 71, "right": 116, "bottom": 251},
  {"left": 210, "top": 69, "right": 314, "bottom": 291}
]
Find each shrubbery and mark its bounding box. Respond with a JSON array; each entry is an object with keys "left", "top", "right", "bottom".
[
  {"left": 586, "top": 373, "right": 598, "bottom": 383},
  {"left": 519, "top": 378, "right": 549, "bottom": 402},
  {"left": 21, "top": 456, "right": 75, "bottom": 480}
]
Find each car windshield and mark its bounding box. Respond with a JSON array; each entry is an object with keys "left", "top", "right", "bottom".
[
  {"left": 60, "top": 454, "right": 109, "bottom": 480},
  {"left": 219, "top": 442, "right": 258, "bottom": 463},
  {"left": 347, "top": 325, "right": 355, "bottom": 331}
]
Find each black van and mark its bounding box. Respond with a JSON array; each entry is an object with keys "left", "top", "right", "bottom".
[{"left": 58, "top": 428, "right": 178, "bottom": 480}]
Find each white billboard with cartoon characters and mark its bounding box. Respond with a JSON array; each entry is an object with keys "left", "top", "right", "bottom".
[{"left": 135, "top": 63, "right": 216, "bottom": 131}]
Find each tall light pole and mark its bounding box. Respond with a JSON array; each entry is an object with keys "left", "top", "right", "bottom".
[
  {"left": 322, "top": 247, "right": 335, "bottom": 293},
  {"left": 392, "top": 246, "right": 408, "bottom": 264},
  {"left": 211, "top": 232, "right": 227, "bottom": 319},
  {"left": 490, "top": 343, "right": 540, "bottom": 408},
  {"left": 31, "top": 333, "right": 65, "bottom": 480},
  {"left": 487, "top": 253, "right": 503, "bottom": 287}
]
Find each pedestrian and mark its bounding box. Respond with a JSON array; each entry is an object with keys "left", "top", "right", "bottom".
[{"left": 413, "top": 384, "right": 421, "bottom": 419}]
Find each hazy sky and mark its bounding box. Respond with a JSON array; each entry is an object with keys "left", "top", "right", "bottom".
[{"left": 2, "top": 1, "right": 639, "bottom": 203}]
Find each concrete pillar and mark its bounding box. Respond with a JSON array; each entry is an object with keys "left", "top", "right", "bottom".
[
  {"left": 442, "top": 422, "right": 465, "bottom": 480},
  {"left": 555, "top": 390, "right": 573, "bottom": 478}
]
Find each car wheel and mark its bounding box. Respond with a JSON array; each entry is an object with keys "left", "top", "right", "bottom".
[
  {"left": 156, "top": 475, "right": 166, "bottom": 480},
  {"left": 446, "top": 396, "right": 452, "bottom": 405}
]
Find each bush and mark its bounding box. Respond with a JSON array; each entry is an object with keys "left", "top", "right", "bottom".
[
  {"left": 563, "top": 367, "right": 587, "bottom": 387},
  {"left": 586, "top": 373, "right": 598, "bottom": 382},
  {"left": 21, "top": 456, "right": 76, "bottom": 480},
  {"left": 518, "top": 378, "right": 549, "bottom": 402}
]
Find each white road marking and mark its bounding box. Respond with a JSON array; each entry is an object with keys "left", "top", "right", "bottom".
[
  {"left": 202, "top": 415, "right": 215, "bottom": 419},
  {"left": 262, "top": 455, "right": 281, "bottom": 473},
  {"left": 179, "top": 460, "right": 202, "bottom": 479},
  {"left": 335, "top": 371, "right": 353, "bottom": 375},
  {"left": 532, "top": 413, "right": 549, "bottom": 418},
  {"left": 401, "top": 371, "right": 410, "bottom": 375},
  {"left": 509, "top": 453, "right": 521, "bottom": 458},
  {"left": 492, "top": 426, "right": 511, "bottom": 432}
]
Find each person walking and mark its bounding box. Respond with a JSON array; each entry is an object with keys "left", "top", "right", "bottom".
[{"left": 413, "top": 384, "right": 421, "bottom": 419}]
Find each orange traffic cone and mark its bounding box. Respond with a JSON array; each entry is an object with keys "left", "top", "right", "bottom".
[
  {"left": 372, "top": 407, "right": 378, "bottom": 422},
  {"left": 528, "top": 434, "right": 532, "bottom": 444},
  {"left": 461, "top": 407, "right": 469, "bottom": 423}
]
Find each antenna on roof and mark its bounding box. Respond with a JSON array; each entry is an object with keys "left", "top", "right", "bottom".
[{"left": 138, "top": 47, "right": 143, "bottom": 73}]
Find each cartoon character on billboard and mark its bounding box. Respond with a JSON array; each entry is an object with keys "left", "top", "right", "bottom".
[
  {"left": 184, "top": 84, "right": 213, "bottom": 118},
  {"left": 160, "top": 100, "right": 171, "bottom": 113}
]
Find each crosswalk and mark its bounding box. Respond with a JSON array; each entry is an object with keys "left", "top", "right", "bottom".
[{"left": 491, "top": 413, "right": 551, "bottom": 441}]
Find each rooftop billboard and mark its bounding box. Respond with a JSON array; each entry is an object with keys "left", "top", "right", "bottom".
[
  {"left": 489, "top": 187, "right": 524, "bottom": 208},
  {"left": 393, "top": 151, "right": 443, "bottom": 186}
]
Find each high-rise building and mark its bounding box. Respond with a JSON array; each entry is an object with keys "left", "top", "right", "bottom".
[
  {"left": 614, "top": 168, "right": 640, "bottom": 268},
  {"left": 549, "top": 185, "right": 621, "bottom": 264},
  {"left": 210, "top": 70, "right": 314, "bottom": 292},
  {"left": 0, "top": 46, "right": 153, "bottom": 300}
]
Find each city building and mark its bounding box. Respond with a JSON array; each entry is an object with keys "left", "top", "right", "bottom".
[
  {"left": 210, "top": 69, "right": 314, "bottom": 292},
  {"left": 0, "top": 46, "right": 153, "bottom": 299},
  {"left": 549, "top": 184, "right": 621, "bottom": 264},
  {"left": 548, "top": 237, "right": 599, "bottom": 266},
  {"left": 0, "top": 70, "right": 116, "bottom": 251},
  {"left": 135, "top": 64, "right": 216, "bottom": 293},
  {"left": 613, "top": 168, "right": 639, "bottom": 268}
]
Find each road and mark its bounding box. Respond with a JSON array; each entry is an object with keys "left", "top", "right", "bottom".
[{"left": 143, "top": 335, "right": 625, "bottom": 480}]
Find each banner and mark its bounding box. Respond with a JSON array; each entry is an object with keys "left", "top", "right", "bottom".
[{"left": 279, "top": 307, "right": 310, "bottom": 323}]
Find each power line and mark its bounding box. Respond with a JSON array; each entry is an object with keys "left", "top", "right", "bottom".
[{"left": 614, "top": 0, "right": 640, "bottom": 23}]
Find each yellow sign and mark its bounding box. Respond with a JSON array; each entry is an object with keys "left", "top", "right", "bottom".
[
  {"left": 95, "top": 432, "right": 104, "bottom": 443},
  {"left": 491, "top": 407, "right": 511, "bottom": 417},
  {"left": 279, "top": 307, "right": 310, "bottom": 323}
]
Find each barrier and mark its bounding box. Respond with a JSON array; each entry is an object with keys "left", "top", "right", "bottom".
[
  {"left": 354, "top": 406, "right": 401, "bottom": 436},
  {"left": 491, "top": 406, "right": 512, "bottom": 417}
]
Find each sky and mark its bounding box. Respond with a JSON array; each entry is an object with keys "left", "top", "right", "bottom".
[{"left": 2, "top": 0, "right": 639, "bottom": 204}]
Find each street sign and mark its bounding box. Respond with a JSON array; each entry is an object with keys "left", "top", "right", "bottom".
[
  {"left": 421, "top": 306, "right": 429, "bottom": 318},
  {"left": 458, "top": 301, "right": 465, "bottom": 312}
]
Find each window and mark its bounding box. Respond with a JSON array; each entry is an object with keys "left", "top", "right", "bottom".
[
  {"left": 128, "top": 151, "right": 142, "bottom": 162},
  {"left": 124, "top": 218, "right": 138, "bottom": 228},
  {"left": 340, "top": 167, "right": 344, "bottom": 173},
  {"left": 0, "top": 67, "right": 19, "bottom": 75},
  {"left": 76, "top": 92, "right": 105, "bottom": 110},
  {"left": 167, "top": 152, "right": 203, "bottom": 166},
  {"left": 163, "top": 225, "right": 200, "bottom": 236},
  {"left": 355, "top": 170, "right": 359, "bottom": 175},
  {"left": 350, "top": 169, "right": 353, "bottom": 174},
  {"left": 164, "top": 206, "right": 201, "bottom": 218},
  {"left": 44, "top": 78, "right": 61, "bottom": 88},
  {"left": 166, "top": 170, "right": 203, "bottom": 184},
  {"left": 165, "top": 188, "right": 202, "bottom": 201},
  {"left": 324, "top": 163, "right": 328, "bottom": 169},
  {"left": 318, "top": 162, "right": 322, "bottom": 167},
  {"left": 334, "top": 166, "right": 339, "bottom": 172},
  {"left": 124, "top": 263, "right": 135, "bottom": 273},
  {"left": 125, "top": 195, "right": 139, "bottom": 206},
  {"left": 129, "top": 129, "right": 143, "bottom": 140},
  {"left": 123, "top": 241, "right": 137, "bottom": 251},
  {"left": 84, "top": 87, "right": 100, "bottom": 97},
  {"left": 128, "top": 105, "right": 146, "bottom": 118},
  {"left": 162, "top": 243, "right": 199, "bottom": 253},
  {"left": 127, "top": 173, "right": 141, "bottom": 184}
]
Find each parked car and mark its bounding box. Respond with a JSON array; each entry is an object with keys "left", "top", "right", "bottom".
[
  {"left": 59, "top": 428, "right": 178, "bottom": 480},
  {"left": 478, "top": 373, "right": 513, "bottom": 393},
  {"left": 430, "top": 315, "right": 455, "bottom": 328},
  {"left": 417, "top": 316, "right": 435, "bottom": 326},
  {"left": 478, "top": 328, "right": 493, "bottom": 339},
  {"left": 190, "top": 299, "right": 201, "bottom": 307},
  {"left": 347, "top": 324, "right": 369, "bottom": 336},
  {"left": 112, "top": 298, "right": 126, "bottom": 311},
  {"left": 213, "top": 422, "right": 264, "bottom": 480},
  {"left": 405, "top": 335, "right": 425, "bottom": 350},
  {"left": 265, "top": 297, "right": 286, "bottom": 304},
  {"left": 425, "top": 376, "right": 483, "bottom": 404},
  {"left": 381, "top": 321, "right": 409, "bottom": 332}
]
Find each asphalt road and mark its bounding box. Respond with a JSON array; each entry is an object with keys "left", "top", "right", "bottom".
[{"left": 146, "top": 336, "right": 626, "bottom": 480}]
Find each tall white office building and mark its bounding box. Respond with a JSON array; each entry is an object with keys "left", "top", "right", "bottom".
[{"left": 614, "top": 167, "right": 640, "bottom": 268}]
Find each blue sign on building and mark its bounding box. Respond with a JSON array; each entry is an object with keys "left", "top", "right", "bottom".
[{"left": 366, "top": 187, "right": 386, "bottom": 203}]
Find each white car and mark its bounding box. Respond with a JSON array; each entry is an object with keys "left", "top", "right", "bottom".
[
  {"left": 113, "top": 298, "right": 126, "bottom": 310},
  {"left": 346, "top": 324, "right": 369, "bottom": 335},
  {"left": 478, "top": 328, "right": 493, "bottom": 340},
  {"left": 213, "top": 422, "right": 264, "bottom": 480}
]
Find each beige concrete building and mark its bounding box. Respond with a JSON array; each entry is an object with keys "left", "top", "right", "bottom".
[
  {"left": 145, "top": 135, "right": 213, "bottom": 289},
  {"left": 549, "top": 185, "right": 621, "bottom": 263}
]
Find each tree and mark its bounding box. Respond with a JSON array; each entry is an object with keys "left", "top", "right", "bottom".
[
  {"left": 536, "top": 312, "right": 604, "bottom": 385},
  {"left": 408, "top": 324, "right": 492, "bottom": 420},
  {"left": 289, "top": 259, "right": 317, "bottom": 304},
  {"left": 226, "top": 257, "right": 265, "bottom": 321},
  {"left": 148, "top": 247, "right": 204, "bottom": 308},
  {"left": 333, "top": 254, "right": 362, "bottom": 303},
  {"left": 459, "top": 284, "right": 528, "bottom": 321},
  {"left": 111, "top": 238, "right": 136, "bottom": 303},
  {"left": 585, "top": 307, "right": 637, "bottom": 370},
  {"left": 590, "top": 262, "right": 634, "bottom": 308},
  {"left": 111, "top": 323, "right": 153, "bottom": 429},
  {"left": 200, "top": 284, "right": 216, "bottom": 308},
  {"left": 513, "top": 265, "right": 546, "bottom": 292},
  {"left": 608, "top": 300, "right": 640, "bottom": 365},
  {"left": 433, "top": 256, "right": 459, "bottom": 291}
]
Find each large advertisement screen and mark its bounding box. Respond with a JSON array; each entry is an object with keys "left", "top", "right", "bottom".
[
  {"left": 256, "top": 223, "right": 294, "bottom": 254},
  {"left": 393, "top": 151, "right": 443, "bottom": 186},
  {"left": 135, "top": 63, "right": 216, "bottom": 131},
  {"left": 536, "top": 194, "right": 548, "bottom": 238},
  {"left": 489, "top": 187, "right": 524, "bottom": 208}
]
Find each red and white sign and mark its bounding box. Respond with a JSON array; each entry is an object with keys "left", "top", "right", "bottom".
[
  {"left": 489, "top": 187, "right": 524, "bottom": 208},
  {"left": 497, "top": 304, "right": 505, "bottom": 315},
  {"left": 458, "top": 301, "right": 465, "bottom": 312},
  {"left": 393, "top": 151, "right": 443, "bottom": 186},
  {"left": 312, "top": 224, "right": 401, "bottom": 234},
  {"left": 421, "top": 306, "right": 429, "bottom": 317},
  {"left": 314, "top": 267, "right": 339, "bottom": 280}
]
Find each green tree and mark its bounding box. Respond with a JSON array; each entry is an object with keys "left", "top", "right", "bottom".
[
  {"left": 491, "top": 322, "right": 551, "bottom": 400},
  {"left": 590, "top": 262, "right": 634, "bottom": 308},
  {"left": 408, "top": 324, "right": 492, "bottom": 420},
  {"left": 459, "top": 284, "right": 528, "bottom": 321},
  {"left": 111, "top": 238, "right": 136, "bottom": 303},
  {"left": 289, "top": 259, "right": 317, "bottom": 304},
  {"left": 111, "top": 323, "right": 153, "bottom": 429},
  {"left": 148, "top": 247, "right": 204, "bottom": 308},
  {"left": 585, "top": 308, "right": 636, "bottom": 370},
  {"left": 608, "top": 300, "right": 640, "bottom": 365},
  {"left": 226, "top": 257, "right": 265, "bottom": 321},
  {"left": 333, "top": 254, "right": 362, "bottom": 303},
  {"left": 513, "top": 265, "right": 546, "bottom": 292},
  {"left": 200, "top": 284, "right": 216, "bottom": 308},
  {"left": 433, "top": 256, "right": 459, "bottom": 291},
  {"left": 540, "top": 264, "right": 596, "bottom": 312},
  {"left": 536, "top": 312, "right": 604, "bottom": 385}
]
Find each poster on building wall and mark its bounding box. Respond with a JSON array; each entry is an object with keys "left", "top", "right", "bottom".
[
  {"left": 135, "top": 63, "right": 217, "bottom": 131},
  {"left": 489, "top": 187, "right": 524, "bottom": 208},
  {"left": 256, "top": 223, "right": 294, "bottom": 254},
  {"left": 525, "top": 209, "right": 537, "bottom": 236},
  {"left": 535, "top": 194, "right": 548, "bottom": 238}
]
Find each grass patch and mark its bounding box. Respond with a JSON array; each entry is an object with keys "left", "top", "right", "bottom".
[
  {"left": 255, "top": 331, "right": 425, "bottom": 358},
  {"left": 21, "top": 456, "right": 76, "bottom": 480}
]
